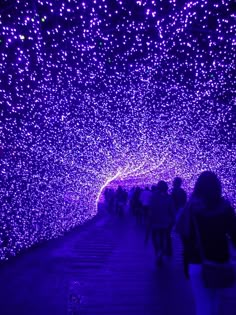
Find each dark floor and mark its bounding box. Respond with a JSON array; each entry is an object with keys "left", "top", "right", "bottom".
[{"left": 0, "top": 211, "right": 236, "bottom": 315}]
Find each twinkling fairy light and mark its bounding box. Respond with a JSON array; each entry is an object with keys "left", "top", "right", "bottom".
[{"left": 0, "top": 0, "right": 235, "bottom": 260}]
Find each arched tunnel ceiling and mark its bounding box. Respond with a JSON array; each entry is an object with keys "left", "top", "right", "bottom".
[{"left": 0, "top": 0, "right": 235, "bottom": 259}]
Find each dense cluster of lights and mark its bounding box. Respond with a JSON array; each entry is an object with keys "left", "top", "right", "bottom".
[{"left": 0, "top": 0, "right": 235, "bottom": 260}]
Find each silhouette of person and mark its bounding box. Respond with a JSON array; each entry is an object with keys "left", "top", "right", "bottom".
[
  {"left": 175, "top": 171, "right": 236, "bottom": 315},
  {"left": 115, "top": 186, "right": 126, "bottom": 217},
  {"left": 139, "top": 186, "right": 152, "bottom": 224},
  {"left": 146, "top": 180, "right": 175, "bottom": 265},
  {"left": 132, "top": 187, "right": 143, "bottom": 224},
  {"left": 171, "top": 177, "right": 187, "bottom": 217}
]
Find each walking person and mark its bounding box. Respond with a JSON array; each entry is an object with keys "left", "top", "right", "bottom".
[
  {"left": 140, "top": 186, "right": 152, "bottom": 224},
  {"left": 171, "top": 177, "right": 187, "bottom": 218},
  {"left": 115, "top": 186, "right": 126, "bottom": 217},
  {"left": 132, "top": 187, "right": 143, "bottom": 224},
  {"left": 128, "top": 186, "right": 135, "bottom": 215},
  {"left": 175, "top": 171, "right": 236, "bottom": 315},
  {"left": 145, "top": 180, "right": 175, "bottom": 265}
]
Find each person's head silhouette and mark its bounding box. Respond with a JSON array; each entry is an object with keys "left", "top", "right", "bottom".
[
  {"left": 193, "top": 171, "right": 222, "bottom": 209},
  {"left": 173, "top": 177, "right": 182, "bottom": 189},
  {"left": 157, "top": 180, "right": 168, "bottom": 193}
]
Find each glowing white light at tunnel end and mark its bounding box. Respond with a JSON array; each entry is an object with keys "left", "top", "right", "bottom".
[{"left": 96, "top": 168, "right": 122, "bottom": 211}]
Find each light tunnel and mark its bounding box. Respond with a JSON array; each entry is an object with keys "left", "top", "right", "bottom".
[{"left": 0, "top": 0, "right": 235, "bottom": 260}]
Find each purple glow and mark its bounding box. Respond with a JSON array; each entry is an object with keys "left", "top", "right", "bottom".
[{"left": 0, "top": 0, "right": 235, "bottom": 260}]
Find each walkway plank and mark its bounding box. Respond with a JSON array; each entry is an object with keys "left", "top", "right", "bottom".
[{"left": 0, "top": 213, "right": 235, "bottom": 315}]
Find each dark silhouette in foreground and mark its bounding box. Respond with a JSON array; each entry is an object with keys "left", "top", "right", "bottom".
[{"left": 176, "top": 171, "right": 236, "bottom": 315}]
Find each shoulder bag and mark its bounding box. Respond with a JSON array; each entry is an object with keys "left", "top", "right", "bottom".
[{"left": 192, "top": 214, "right": 235, "bottom": 289}]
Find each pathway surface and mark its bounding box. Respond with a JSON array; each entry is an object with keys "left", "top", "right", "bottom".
[{"left": 0, "top": 211, "right": 235, "bottom": 315}]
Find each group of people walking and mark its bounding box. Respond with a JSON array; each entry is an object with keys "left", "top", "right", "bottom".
[
  {"left": 104, "top": 171, "right": 236, "bottom": 315},
  {"left": 104, "top": 176, "right": 187, "bottom": 265}
]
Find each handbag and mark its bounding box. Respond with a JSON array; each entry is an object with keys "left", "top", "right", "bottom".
[{"left": 192, "top": 214, "right": 235, "bottom": 289}]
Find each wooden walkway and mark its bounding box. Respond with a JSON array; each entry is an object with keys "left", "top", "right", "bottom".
[{"left": 0, "top": 211, "right": 235, "bottom": 315}]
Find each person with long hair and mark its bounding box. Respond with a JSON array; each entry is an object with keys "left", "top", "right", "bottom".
[{"left": 176, "top": 171, "right": 236, "bottom": 315}]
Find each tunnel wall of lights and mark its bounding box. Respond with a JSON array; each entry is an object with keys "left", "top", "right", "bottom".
[{"left": 0, "top": 0, "right": 235, "bottom": 260}]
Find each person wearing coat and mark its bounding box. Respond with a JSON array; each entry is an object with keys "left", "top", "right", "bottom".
[{"left": 175, "top": 171, "right": 236, "bottom": 315}]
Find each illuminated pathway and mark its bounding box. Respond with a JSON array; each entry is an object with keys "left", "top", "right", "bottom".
[{"left": 0, "top": 211, "right": 235, "bottom": 315}]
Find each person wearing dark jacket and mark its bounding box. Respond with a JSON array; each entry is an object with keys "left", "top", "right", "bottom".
[
  {"left": 146, "top": 180, "right": 175, "bottom": 265},
  {"left": 171, "top": 177, "right": 187, "bottom": 216},
  {"left": 175, "top": 171, "right": 236, "bottom": 315}
]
